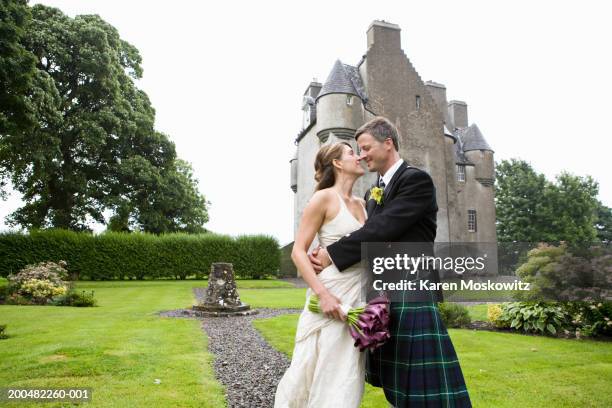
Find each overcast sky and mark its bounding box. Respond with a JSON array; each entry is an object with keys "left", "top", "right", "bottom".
[{"left": 1, "top": 0, "right": 610, "bottom": 245}]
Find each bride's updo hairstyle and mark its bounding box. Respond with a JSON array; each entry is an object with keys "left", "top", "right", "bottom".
[{"left": 314, "top": 142, "right": 352, "bottom": 191}]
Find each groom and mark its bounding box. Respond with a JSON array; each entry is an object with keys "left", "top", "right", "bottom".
[{"left": 310, "top": 116, "right": 471, "bottom": 408}]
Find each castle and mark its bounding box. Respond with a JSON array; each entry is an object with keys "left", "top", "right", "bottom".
[{"left": 285, "top": 20, "right": 497, "bottom": 274}]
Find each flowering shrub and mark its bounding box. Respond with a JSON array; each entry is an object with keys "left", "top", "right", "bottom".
[
  {"left": 8, "top": 261, "right": 68, "bottom": 287},
  {"left": 19, "top": 279, "right": 67, "bottom": 303},
  {"left": 565, "top": 301, "right": 612, "bottom": 338},
  {"left": 487, "top": 304, "right": 509, "bottom": 328},
  {"left": 7, "top": 261, "right": 68, "bottom": 304}
]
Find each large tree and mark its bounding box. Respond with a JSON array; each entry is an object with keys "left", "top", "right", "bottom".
[
  {"left": 0, "top": 4, "right": 208, "bottom": 232},
  {"left": 495, "top": 159, "right": 550, "bottom": 242},
  {"left": 594, "top": 201, "right": 612, "bottom": 243},
  {"left": 495, "top": 159, "right": 600, "bottom": 243},
  {"left": 545, "top": 172, "right": 599, "bottom": 243},
  {"left": 0, "top": 0, "right": 37, "bottom": 198},
  {"left": 0, "top": 0, "right": 37, "bottom": 135},
  {"left": 108, "top": 158, "right": 209, "bottom": 234}
]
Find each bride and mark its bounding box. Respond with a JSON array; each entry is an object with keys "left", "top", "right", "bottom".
[{"left": 274, "top": 142, "right": 368, "bottom": 408}]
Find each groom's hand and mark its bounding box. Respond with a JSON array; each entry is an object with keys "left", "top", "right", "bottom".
[{"left": 309, "top": 247, "right": 332, "bottom": 274}]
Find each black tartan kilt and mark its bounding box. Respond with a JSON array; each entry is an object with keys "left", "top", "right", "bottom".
[{"left": 366, "top": 301, "right": 472, "bottom": 408}]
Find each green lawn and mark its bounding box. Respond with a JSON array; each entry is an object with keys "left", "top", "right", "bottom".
[
  {"left": 254, "top": 313, "right": 612, "bottom": 408},
  {"left": 466, "top": 303, "right": 489, "bottom": 321},
  {"left": 0, "top": 280, "right": 226, "bottom": 407},
  {"left": 2, "top": 279, "right": 611, "bottom": 407},
  {"left": 240, "top": 288, "right": 307, "bottom": 309}
]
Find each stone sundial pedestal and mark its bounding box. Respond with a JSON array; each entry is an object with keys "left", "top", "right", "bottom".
[{"left": 193, "top": 262, "right": 258, "bottom": 317}]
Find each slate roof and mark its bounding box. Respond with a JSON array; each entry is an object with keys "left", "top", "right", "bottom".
[
  {"left": 460, "top": 124, "right": 493, "bottom": 152},
  {"left": 316, "top": 60, "right": 367, "bottom": 102},
  {"left": 453, "top": 124, "right": 493, "bottom": 163}
]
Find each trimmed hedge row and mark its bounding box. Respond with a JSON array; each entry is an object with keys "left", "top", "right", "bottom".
[{"left": 0, "top": 230, "right": 280, "bottom": 280}]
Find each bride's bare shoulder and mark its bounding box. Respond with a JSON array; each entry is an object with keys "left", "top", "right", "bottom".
[
  {"left": 306, "top": 188, "right": 334, "bottom": 208},
  {"left": 311, "top": 188, "right": 335, "bottom": 201}
]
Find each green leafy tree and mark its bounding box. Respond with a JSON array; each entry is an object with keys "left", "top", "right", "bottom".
[
  {"left": 0, "top": 0, "right": 38, "bottom": 198},
  {"left": 545, "top": 172, "right": 599, "bottom": 243},
  {"left": 0, "top": 4, "right": 208, "bottom": 232},
  {"left": 495, "top": 159, "right": 599, "bottom": 243},
  {"left": 495, "top": 159, "right": 550, "bottom": 241},
  {"left": 594, "top": 201, "right": 612, "bottom": 243},
  {"left": 108, "top": 159, "right": 209, "bottom": 234},
  {"left": 0, "top": 0, "right": 37, "bottom": 135}
]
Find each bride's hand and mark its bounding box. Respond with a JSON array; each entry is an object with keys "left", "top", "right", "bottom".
[{"left": 318, "top": 292, "right": 346, "bottom": 321}]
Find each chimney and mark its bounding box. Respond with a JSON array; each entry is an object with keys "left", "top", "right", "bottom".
[
  {"left": 425, "top": 81, "right": 449, "bottom": 125},
  {"left": 304, "top": 79, "right": 322, "bottom": 99},
  {"left": 448, "top": 100, "right": 468, "bottom": 129},
  {"left": 367, "top": 20, "right": 401, "bottom": 50}
]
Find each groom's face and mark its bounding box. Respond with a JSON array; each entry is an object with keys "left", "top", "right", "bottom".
[{"left": 357, "top": 132, "right": 392, "bottom": 174}]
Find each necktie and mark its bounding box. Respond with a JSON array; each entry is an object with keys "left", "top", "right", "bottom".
[{"left": 379, "top": 178, "right": 386, "bottom": 190}]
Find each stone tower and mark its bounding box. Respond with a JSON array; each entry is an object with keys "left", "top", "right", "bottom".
[{"left": 286, "top": 20, "right": 497, "bottom": 275}]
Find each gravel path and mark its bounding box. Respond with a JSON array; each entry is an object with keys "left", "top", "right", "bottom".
[
  {"left": 155, "top": 286, "right": 512, "bottom": 406},
  {"left": 159, "top": 288, "right": 302, "bottom": 407}
]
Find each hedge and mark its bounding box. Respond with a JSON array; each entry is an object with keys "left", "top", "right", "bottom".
[{"left": 0, "top": 230, "right": 280, "bottom": 280}]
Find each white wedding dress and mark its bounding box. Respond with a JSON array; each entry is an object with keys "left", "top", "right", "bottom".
[{"left": 274, "top": 191, "right": 367, "bottom": 408}]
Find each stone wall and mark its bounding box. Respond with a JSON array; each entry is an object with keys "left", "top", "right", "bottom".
[{"left": 363, "top": 21, "right": 451, "bottom": 242}]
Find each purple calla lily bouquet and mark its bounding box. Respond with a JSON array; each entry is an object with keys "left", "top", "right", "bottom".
[{"left": 308, "top": 295, "right": 391, "bottom": 352}]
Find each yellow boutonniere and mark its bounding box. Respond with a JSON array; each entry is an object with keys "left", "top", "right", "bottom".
[{"left": 369, "top": 186, "right": 384, "bottom": 205}]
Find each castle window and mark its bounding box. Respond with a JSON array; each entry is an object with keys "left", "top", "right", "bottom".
[
  {"left": 346, "top": 95, "right": 353, "bottom": 106},
  {"left": 416, "top": 95, "right": 421, "bottom": 110},
  {"left": 456, "top": 164, "right": 466, "bottom": 182},
  {"left": 468, "top": 209, "right": 477, "bottom": 232}
]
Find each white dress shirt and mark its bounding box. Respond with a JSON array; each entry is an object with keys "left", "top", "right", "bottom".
[{"left": 379, "top": 159, "right": 404, "bottom": 189}]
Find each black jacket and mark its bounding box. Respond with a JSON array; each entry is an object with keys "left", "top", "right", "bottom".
[{"left": 327, "top": 161, "right": 438, "bottom": 272}]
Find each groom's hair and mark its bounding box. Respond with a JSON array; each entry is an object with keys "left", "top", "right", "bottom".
[{"left": 355, "top": 116, "right": 400, "bottom": 151}]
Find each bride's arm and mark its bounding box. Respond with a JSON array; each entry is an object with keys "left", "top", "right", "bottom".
[{"left": 291, "top": 191, "right": 345, "bottom": 321}]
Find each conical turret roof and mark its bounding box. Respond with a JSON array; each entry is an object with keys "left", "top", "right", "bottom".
[
  {"left": 460, "top": 124, "right": 493, "bottom": 152},
  {"left": 317, "top": 60, "right": 366, "bottom": 101}
]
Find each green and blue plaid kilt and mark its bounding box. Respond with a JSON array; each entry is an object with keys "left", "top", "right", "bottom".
[{"left": 366, "top": 301, "right": 472, "bottom": 408}]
